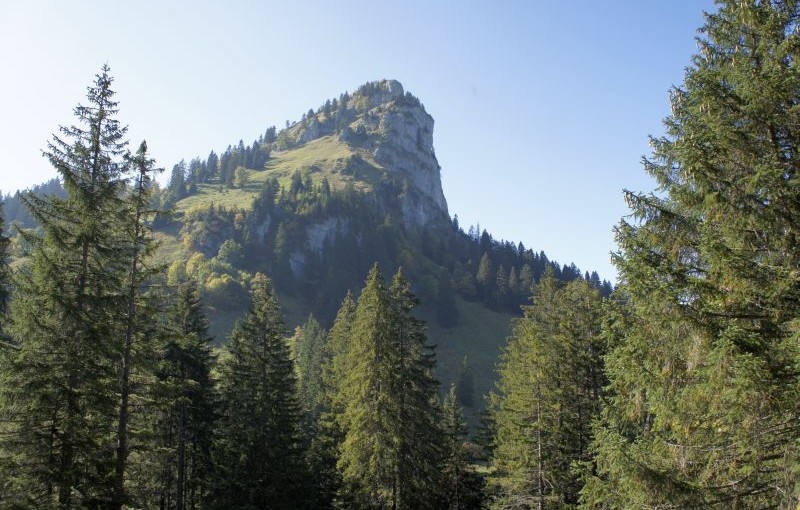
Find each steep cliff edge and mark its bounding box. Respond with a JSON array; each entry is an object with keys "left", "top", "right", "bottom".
[{"left": 280, "top": 79, "right": 448, "bottom": 227}]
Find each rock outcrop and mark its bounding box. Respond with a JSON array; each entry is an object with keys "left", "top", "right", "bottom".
[{"left": 287, "top": 79, "right": 449, "bottom": 227}]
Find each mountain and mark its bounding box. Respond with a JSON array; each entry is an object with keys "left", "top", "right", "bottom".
[
  {"left": 5, "top": 80, "right": 612, "bottom": 413},
  {"left": 283, "top": 79, "right": 448, "bottom": 224}
]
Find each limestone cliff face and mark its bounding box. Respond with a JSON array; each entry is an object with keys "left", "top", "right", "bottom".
[
  {"left": 289, "top": 79, "right": 449, "bottom": 227},
  {"left": 354, "top": 83, "right": 448, "bottom": 214}
]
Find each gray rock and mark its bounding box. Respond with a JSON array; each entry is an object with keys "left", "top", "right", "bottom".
[
  {"left": 307, "top": 217, "right": 350, "bottom": 253},
  {"left": 288, "top": 79, "right": 449, "bottom": 227}
]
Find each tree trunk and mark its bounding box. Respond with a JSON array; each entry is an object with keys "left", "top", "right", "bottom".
[
  {"left": 113, "top": 168, "right": 147, "bottom": 510},
  {"left": 537, "top": 387, "right": 543, "bottom": 510},
  {"left": 176, "top": 401, "right": 186, "bottom": 510}
]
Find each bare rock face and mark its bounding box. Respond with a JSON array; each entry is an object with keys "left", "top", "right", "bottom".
[
  {"left": 352, "top": 80, "right": 447, "bottom": 215},
  {"left": 360, "top": 79, "right": 406, "bottom": 109},
  {"left": 306, "top": 217, "right": 349, "bottom": 253},
  {"left": 292, "top": 79, "right": 449, "bottom": 226}
]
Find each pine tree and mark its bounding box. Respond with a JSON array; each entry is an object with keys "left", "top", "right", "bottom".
[
  {"left": 335, "top": 265, "right": 443, "bottom": 510},
  {"left": 141, "top": 281, "right": 215, "bottom": 510},
  {"left": 292, "top": 314, "right": 331, "bottom": 509},
  {"left": 336, "top": 266, "right": 395, "bottom": 508},
  {"left": 210, "top": 273, "right": 306, "bottom": 510},
  {"left": 312, "top": 292, "right": 357, "bottom": 510},
  {"left": 293, "top": 314, "right": 328, "bottom": 415},
  {"left": 476, "top": 253, "right": 494, "bottom": 296},
  {"left": 442, "top": 385, "right": 485, "bottom": 510},
  {"left": 168, "top": 160, "right": 187, "bottom": 201},
  {"left": 490, "top": 273, "right": 604, "bottom": 509},
  {"left": 0, "top": 203, "right": 8, "bottom": 339},
  {"left": 583, "top": 2, "right": 800, "bottom": 508},
  {"left": 387, "top": 268, "right": 445, "bottom": 510},
  {"left": 507, "top": 267, "right": 520, "bottom": 302},
  {"left": 112, "top": 140, "right": 162, "bottom": 509},
  {"left": 0, "top": 65, "right": 131, "bottom": 508},
  {"left": 495, "top": 265, "right": 509, "bottom": 309}
]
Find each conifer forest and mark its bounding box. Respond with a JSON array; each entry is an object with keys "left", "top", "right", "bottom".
[{"left": 2, "top": 2, "right": 800, "bottom": 509}]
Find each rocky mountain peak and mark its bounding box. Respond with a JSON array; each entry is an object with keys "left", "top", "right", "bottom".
[
  {"left": 286, "top": 80, "right": 448, "bottom": 223},
  {"left": 352, "top": 79, "right": 405, "bottom": 109}
]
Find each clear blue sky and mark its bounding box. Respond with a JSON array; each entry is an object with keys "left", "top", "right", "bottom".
[{"left": 0, "top": 1, "right": 714, "bottom": 282}]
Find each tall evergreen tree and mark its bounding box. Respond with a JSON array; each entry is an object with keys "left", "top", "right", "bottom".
[
  {"left": 168, "top": 160, "right": 187, "bottom": 201},
  {"left": 322, "top": 292, "right": 357, "bottom": 419},
  {"left": 476, "top": 253, "right": 494, "bottom": 297},
  {"left": 312, "top": 292, "right": 357, "bottom": 510},
  {"left": 442, "top": 385, "right": 486, "bottom": 510},
  {"left": 336, "top": 265, "right": 443, "bottom": 510},
  {"left": 0, "top": 203, "right": 8, "bottom": 339},
  {"left": 583, "top": 2, "right": 800, "bottom": 508},
  {"left": 112, "top": 140, "right": 162, "bottom": 509},
  {"left": 387, "top": 268, "right": 445, "bottom": 510},
  {"left": 210, "top": 273, "right": 306, "bottom": 510},
  {"left": 140, "top": 281, "right": 215, "bottom": 510},
  {"left": 292, "top": 314, "right": 331, "bottom": 509},
  {"left": 490, "top": 273, "right": 604, "bottom": 509},
  {"left": 293, "top": 314, "right": 328, "bottom": 415},
  {"left": 0, "top": 65, "right": 131, "bottom": 508}
]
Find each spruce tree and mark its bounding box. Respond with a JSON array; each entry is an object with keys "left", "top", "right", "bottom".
[
  {"left": 0, "top": 203, "right": 8, "bottom": 339},
  {"left": 490, "top": 273, "right": 604, "bottom": 509},
  {"left": 387, "top": 268, "right": 444, "bottom": 510},
  {"left": 336, "top": 266, "right": 395, "bottom": 508},
  {"left": 442, "top": 385, "right": 485, "bottom": 510},
  {"left": 112, "top": 140, "right": 162, "bottom": 509},
  {"left": 322, "top": 292, "right": 357, "bottom": 421},
  {"left": 335, "top": 265, "right": 443, "bottom": 510},
  {"left": 583, "top": 2, "right": 800, "bottom": 508},
  {"left": 0, "top": 65, "right": 131, "bottom": 508},
  {"left": 293, "top": 314, "right": 328, "bottom": 416},
  {"left": 140, "top": 281, "right": 215, "bottom": 510},
  {"left": 210, "top": 273, "right": 306, "bottom": 510},
  {"left": 292, "top": 314, "right": 330, "bottom": 509},
  {"left": 312, "top": 292, "right": 357, "bottom": 510}
]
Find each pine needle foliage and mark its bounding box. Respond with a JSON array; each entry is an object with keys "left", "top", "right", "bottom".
[
  {"left": 335, "top": 264, "right": 444, "bottom": 510},
  {"left": 210, "top": 273, "right": 307, "bottom": 510},
  {"left": 491, "top": 274, "right": 605, "bottom": 510},
  {"left": 0, "top": 65, "right": 133, "bottom": 508},
  {"left": 583, "top": 2, "right": 800, "bottom": 508}
]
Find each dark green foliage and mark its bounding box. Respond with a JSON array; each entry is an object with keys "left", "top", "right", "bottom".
[
  {"left": 456, "top": 357, "right": 476, "bottom": 409},
  {"left": 139, "top": 281, "right": 216, "bottom": 510},
  {"left": 490, "top": 274, "right": 605, "bottom": 509},
  {"left": 1, "top": 178, "right": 66, "bottom": 234},
  {"left": 442, "top": 386, "right": 486, "bottom": 510},
  {"left": 168, "top": 160, "right": 188, "bottom": 202},
  {"left": 216, "top": 239, "right": 243, "bottom": 267},
  {"left": 309, "top": 292, "right": 357, "bottom": 510},
  {"left": 583, "top": 2, "right": 800, "bottom": 507},
  {"left": 0, "top": 64, "right": 131, "bottom": 508},
  {"left": 335, "top": 265, "right": 444, "bottom": 510},
  {"left": 293, "top": 314, "right": 328, "bottom": 415},
  {"left": 0, "top": 204, "right": 8, "bottom": 328},
  {"left": 181, "top": 204, "right": 245, "bottom": 258},
  {"left": 0, "top": 71, "right": 623, "bottom": 508},
  {"left": 210, "top": 273, "right": 307, "bottom": 510},
  {"left": 112, "top": 140, "right": 163, "bottom": 509}
]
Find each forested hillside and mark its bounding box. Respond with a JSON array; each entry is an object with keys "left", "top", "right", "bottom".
[
  {"left": 3, "top": 79, "right": 610, "bottom": 404},
  {"left": 2, "top": 1, "right": 800, "bottom": 509}
]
